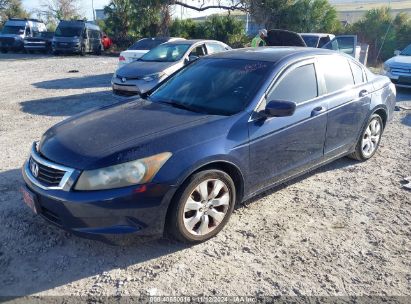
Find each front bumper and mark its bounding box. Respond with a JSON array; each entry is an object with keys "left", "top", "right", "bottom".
[
  {"left": 21, "top": 157, "right": 177, "bottom": 242},
  {"left": 384, "top": 70, "right": 411, "bottom": 88},
  {"left": 52, "top": 44, "right": 81, "bottom": 53},
  {"left": 111, "top": 77, "right": 162, "bottom": 96}
]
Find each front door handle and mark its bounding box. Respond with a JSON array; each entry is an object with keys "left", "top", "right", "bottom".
[
  {"left": 311, "top": 106, "right": 326, "bottom": 117},
  {"left": 359, "top": 89, "right": 368, "bottom": 97}
]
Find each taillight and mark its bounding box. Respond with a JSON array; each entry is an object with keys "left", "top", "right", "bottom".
[{"left": 119, "top": 55, "right": 125, "bottom": 61}]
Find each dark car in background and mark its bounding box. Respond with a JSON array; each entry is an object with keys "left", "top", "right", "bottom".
[
  {"left": 21, "top": 47, "right": 396, "bottom": 244},
  {"left": 52, "top": 20, "right": 103, "bottom": 55},
  {"left": 24, "top": 31, "right": 54, "bottom": 53},
  {"left": 112, "top": 39, "right": 231, "bottom": 96}
]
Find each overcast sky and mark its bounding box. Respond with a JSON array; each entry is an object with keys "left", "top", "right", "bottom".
[{"left": 22, "top": 0, "right": 226, "bottom": 21}]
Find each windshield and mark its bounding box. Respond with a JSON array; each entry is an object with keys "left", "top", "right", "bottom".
[
  {"left": 301, "top": 35, "right": 319, "bottom": 48},
  {"left": 55, "top": 26, "right": 83, "bottom": 37},
  {"left": 400, "top": 44, "right": 411, "bottom": 56},
  {"left": 2, "top": 26, "right": 24, "bottom": 35},
  {"left": 149, "top": 58, "right": 273, "bottom": 115},
  {"left": 140, "top": 44, "right": 190, "bottom": 62},
  {"left": 129, "top": 38, "right": 166, "bottom": 50}
]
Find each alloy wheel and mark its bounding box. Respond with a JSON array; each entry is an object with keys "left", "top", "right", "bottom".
[
  {"left": 183, "top": 179, "right": 230, "bottom": 236},
  {"left": 361, "top": 118, "right": 382, "bottom": 158}
]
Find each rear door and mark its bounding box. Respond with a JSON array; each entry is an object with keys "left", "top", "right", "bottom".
[
  {"left": 317, "top": 54, "right": 372, "bottom": 157},
  {"left": 247, "top": 59, "right": 328, "bottom": 193},
  {"left": 322, "top": 35, "right": 357, "bottom": 59}
]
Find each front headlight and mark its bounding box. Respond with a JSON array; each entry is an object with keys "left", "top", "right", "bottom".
[
  {"left": 383, "top": 63, "right": 390, "bottom": 72},
  {"left": 74, "top": 152, "right": 172, "bottom": 191},
  {"left": 143, "top": 72, "right": 165, "bottom": 82}
]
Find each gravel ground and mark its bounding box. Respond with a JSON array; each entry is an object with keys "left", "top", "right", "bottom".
[{"left": 0, "top": 53, "right": 410, "bottom": 299}]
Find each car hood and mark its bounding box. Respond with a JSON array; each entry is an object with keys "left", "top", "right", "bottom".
[
  {"left": 385, "top": 55, "right": 411, "bottom": 66},
  {"left": 38, "top": 99, "right": 217, "bottom": 170},
  {"left": 116, "top": 60, "right": 177, "bottom": 78}
]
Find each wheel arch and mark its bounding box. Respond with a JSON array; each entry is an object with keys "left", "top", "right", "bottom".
[{"left": 163, "top": 160, "right": 245, "bottom": 235}]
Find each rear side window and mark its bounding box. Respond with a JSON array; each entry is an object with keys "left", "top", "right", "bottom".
[
  {"left": 206, "top": 43, "right": 226, "bottom": 54},
  {"left": 318, "top": 55, "right": 354, "bottom": 93},
  {"left": 268, "top": 63, "right": 318, "bottom": 104},
  {"left": 349, "top": 61, "right": 364, "bottom": 84}
]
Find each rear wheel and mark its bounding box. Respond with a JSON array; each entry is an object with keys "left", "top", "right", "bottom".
[
  {"left": 167, "top": 170, "right": 236, "bottom": 243},
  {"left": 349, "top": 114, "right": 383, "bottom": 161}
]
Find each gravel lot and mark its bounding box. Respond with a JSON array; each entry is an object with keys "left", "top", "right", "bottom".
[{"left": 0, "top": 53, "right": 410, "bottom": 299}]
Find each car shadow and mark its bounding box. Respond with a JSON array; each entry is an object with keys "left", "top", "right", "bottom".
[
  {"left": 19, "top": 90, "right": 124, "bottom": 117},
  {"left": 32, "top": 73, "right": 113, "bottom": 90},
  {"left": 0, "top": 168, "right": 189, "bottom": 297},
  {"left": 401, "top": 113, "right": 411, "bottom": 127}
]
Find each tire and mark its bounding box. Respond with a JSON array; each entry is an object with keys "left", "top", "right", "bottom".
[
  {"left": 348, "top": 114, "right": 384, "bottom": 161},
  {"left": 167, "top": 169, "right": 236, "bottom": 243},
  {"left": 80, "top": 45, "right": 86, "bottom": 56},
  {"left": 95, "top": 45, "right": 102, "bottom": 56}
]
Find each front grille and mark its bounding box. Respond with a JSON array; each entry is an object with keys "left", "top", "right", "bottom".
[
  {"left": 391, "top": 67, "right": 411, "bottom": 75},
  {"left": 0, "top": 37, "right": 15, "bottom": 46},
  {"left": 113, "top": 89, "right": 139, "bottom": 97},
  {"left": 29, "top": 157, "right": 66, "bottom": 187}
]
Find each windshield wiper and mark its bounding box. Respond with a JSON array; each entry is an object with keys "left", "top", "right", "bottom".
[{"left": 156, "top": 99, "right": 204, "bottom": 113}]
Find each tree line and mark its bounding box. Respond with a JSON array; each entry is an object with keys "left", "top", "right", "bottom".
[{"left": 1, "top": 0, "right": 410, "bottom": 63}]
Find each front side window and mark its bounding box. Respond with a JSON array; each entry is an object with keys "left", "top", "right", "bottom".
[
  {"left": 302, "top": 36, "right": 319, "bottom": 48},
  {"left": 140, "top": 44, "right": 190, "bottom": 62},
  {"left": 206, "top": 43, "right": 226, "bottom": 54},
  {"left": 267, "top": 63, "right": 318, "bottom": 104},
  {"left": 149, "top": 58, "right": 273, "bottom": 115},
  {"left": 318, "top": 55, "right": 354, "bottom": 93}
]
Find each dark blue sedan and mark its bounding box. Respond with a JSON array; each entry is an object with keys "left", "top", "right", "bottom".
[{"left": 21, "top": 47, "right": 396, "bottom": 243}]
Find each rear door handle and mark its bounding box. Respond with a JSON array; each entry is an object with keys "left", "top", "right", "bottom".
[
  {"left": 311, "top": 106, "right": 326, "bottom": 117},
  {"left": 359, "top": 89, "right": 368, "bottom": 97}
]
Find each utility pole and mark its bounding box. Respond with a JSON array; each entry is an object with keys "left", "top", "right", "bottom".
[{"left": 92, "top": 0, "right": 96, "bottom": 22}]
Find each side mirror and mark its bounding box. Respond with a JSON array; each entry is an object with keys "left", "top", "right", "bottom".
[
  {"left": 394, "top": 50, "right": 401, "bottom": 56},
  {"left": 264, "top": 100, "right": 296, "bottom": 117}
]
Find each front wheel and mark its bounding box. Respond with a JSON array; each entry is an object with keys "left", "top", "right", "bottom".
[
  {"left": 167, "top": 170, "right": 236, "bottom": 243},
  {"left": 349, "top": 114, "right": 383, "bottom": 161}
]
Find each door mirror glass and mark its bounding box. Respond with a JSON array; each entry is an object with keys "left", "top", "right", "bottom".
[
  {"left": 394, "top": 50, "right": 401, "bottom": 56},
  {"left": 265, "top": 100, "right": 296, "bottom": 117}
]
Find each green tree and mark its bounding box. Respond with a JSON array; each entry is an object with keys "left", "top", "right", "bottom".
[
  {"left": 287, "top": 0, "right": 341, "bottom": 33},
  {"left": 350, "top": 7, "right": 397, "bottom": 63},
  {"left": 0, "top": 0, "right": 29, "bottom": 26}
]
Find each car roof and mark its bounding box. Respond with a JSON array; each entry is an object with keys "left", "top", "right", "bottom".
[
  {"left": 208, "top": 47, "right": 338, "bottom": 62},
  {"left": 162, "top": 39, "right": 225, "bottom": 45},
  {"left": 300, "top": 33, "right": 334, "bottom": 37}
]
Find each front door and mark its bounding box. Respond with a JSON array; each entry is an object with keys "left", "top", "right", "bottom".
[{"left": 247, "top": 59, "right": 328, "bottom": 193}]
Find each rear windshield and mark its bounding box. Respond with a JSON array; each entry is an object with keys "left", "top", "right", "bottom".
[
  {"left": 2, "top": 26, "right": 24, "bottom": 35},
  {"left": 55, "top": 26, "right": 83, "bottom": 37},
  {"left": 150, "top": 58, "right": 273, "bottom": 116},
  {"left": 129, "top": 38, "right": 167, "bottom": 50}
]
